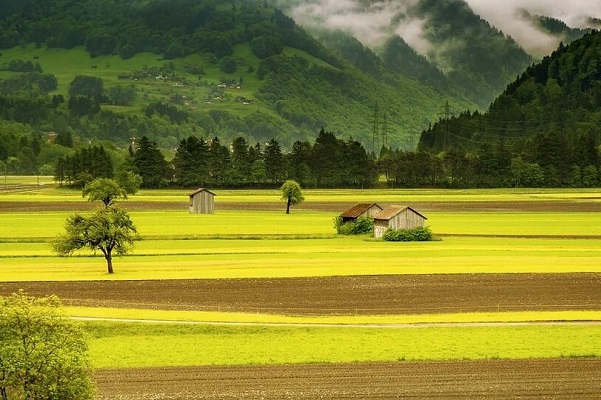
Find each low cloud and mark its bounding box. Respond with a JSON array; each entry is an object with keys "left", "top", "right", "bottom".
[
  {"left": 282, "top": 0, "right": 601, "bottom": 58},
  {"left": 287, "top": 0, "right": 415, "bottom": 46},
  {"left": 465, "top": 0, "right": 601, "bottom": 56}
]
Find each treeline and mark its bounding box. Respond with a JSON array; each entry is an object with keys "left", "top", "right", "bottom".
[
  {"left": 383, "top": 130, "right": 600, "bottom": 188},
  {"left": 47, "top": 127, "right": 600, "bottom": 189},
  {"left": 53, "top": 129, "right": 377, "bottom": 189}
]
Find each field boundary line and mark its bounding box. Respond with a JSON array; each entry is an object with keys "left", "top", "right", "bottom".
[
  {"left": 72, "top": 316, "right": 601, "bottom": 328},
  {"left": 439, "top": 233, "right": 601, "bottom": 239}
]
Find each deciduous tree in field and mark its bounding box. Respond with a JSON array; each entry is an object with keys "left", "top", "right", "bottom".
[
  {"left": 0, "top": 291, "right": 95, "bottom": 400},
  {"left": 53, "top": 205, "right": 138, "bottom": 274},
  {"left": 281, "top": 179, "right": 304, "bottom": 214},
  {"left": 82, "top": 175, "right": 141, "bottom": 208}
]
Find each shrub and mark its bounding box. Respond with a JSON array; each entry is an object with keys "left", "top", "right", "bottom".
[
  {"left": 334, "top": 216, "right": 374, "bottom": 235},
  {"left": 382, "top": 226, "right": 432, "bottom": 242}
]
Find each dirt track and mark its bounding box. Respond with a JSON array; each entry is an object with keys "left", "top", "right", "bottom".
[
  {"left": 95, "top": 358, "right": 601, "bottom": 399},
  {"left": 2, "top": 273, "right": 600, "bottom": 315},
  {"left": 3, "top": 199, "right": 601, "bottom": 212}
]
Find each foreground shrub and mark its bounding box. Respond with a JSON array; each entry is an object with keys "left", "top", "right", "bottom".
[
  {"left": 334, "top": 216, "right": 374, "bottom": 235},
  {"left": 382, "top": 226, "right": 433, "bottom": 242}
]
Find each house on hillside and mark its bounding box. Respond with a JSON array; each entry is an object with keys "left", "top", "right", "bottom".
[
  {"left": 373, "top": 205, "right": 427, "bottom": 238},
  {"left": 189, "top": 188, "right": 216, "bottom": 214},
  {"left": 339, "top": 203, "right": 384, "bottom": 223}
]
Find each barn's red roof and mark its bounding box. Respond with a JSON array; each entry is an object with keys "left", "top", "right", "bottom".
[{"left": 340, "top": 203, "right": 382, "bottom": 218}]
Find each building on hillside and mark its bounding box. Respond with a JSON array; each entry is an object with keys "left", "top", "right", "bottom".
[
  {"left": 189, "top": 188, "right": 216, "bottom": 214},
  {"left": 373, "top": 205, "right": 427, "bottom": 238},
  {"left": 339, "top": 203, "right": 384, "bottom": 223}
]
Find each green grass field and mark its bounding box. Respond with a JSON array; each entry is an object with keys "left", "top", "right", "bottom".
[
  {"left": 2, "top": 235, "right": 601, "bottom": 281},
  {"left": 85, "top": 321, "right": 601, "bottom": 368},
  {"left": 2, "top": 187, "right": 601, "bottom": 368}
]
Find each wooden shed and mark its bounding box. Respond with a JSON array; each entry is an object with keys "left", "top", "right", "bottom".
[
  {"left": 339, "top": 203, "right": 384, "bottom": 223},
  {"left": 188, "top": 188, "right": 216, "bottom": 214},
  {"left": 373, "top": 205, "right": 427, "bottom": 238}
]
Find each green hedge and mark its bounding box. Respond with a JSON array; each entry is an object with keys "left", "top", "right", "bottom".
[
  {"left": 334, "top": 216, "right": 374, "bottom": 235},
  {"left": 382, "top": 226, "right": 432, "bottom": 242}
]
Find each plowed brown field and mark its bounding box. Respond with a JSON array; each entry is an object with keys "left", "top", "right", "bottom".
[
  {"left": 95, "top": 358, "right": 601, "bottom": 399},
  {"left": 3, "top": 199, "right": 601, "bottom": 212},
  {"left": 2, "top": 273, "right": 600, "bottom": 315}
]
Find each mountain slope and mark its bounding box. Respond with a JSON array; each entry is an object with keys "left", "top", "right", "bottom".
[
  {"left": 0, "top": 0, "right": 469, "bottom": 153},
  {"left": 278, "top": 0, "right": 535, "bottom": 108},
  {"left": 419, "top": 30, "right": 601, "bottom": 153}
]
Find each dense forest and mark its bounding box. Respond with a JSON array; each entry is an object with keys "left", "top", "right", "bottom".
[{"left": 418, "top": 30, "right": 601, "bottom": 188}]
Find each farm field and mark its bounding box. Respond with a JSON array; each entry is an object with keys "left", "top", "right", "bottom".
[
  {"left": 94, "top": 359, "right": 601, "bottom": 399},
  {"left": 1, "top": 186, "right": 601, "bottom": 398}
]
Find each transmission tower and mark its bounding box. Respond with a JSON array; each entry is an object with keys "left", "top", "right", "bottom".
[
  {"left": 372, "top": 101, "right": 379, "bottom": 154},
  {"left": 439, "top": 101, "right": 454, "bottom": 152},
  {"left": 381, "top": 110, "right": 388, "bottom": 150}
]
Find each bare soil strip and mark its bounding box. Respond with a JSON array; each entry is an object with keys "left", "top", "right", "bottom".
[
  {"left": 2, "top": 273, "right": 600, "bottom": 315},
  {"left": 2, "top": 199, "right": 601, "bottom": 212},
  {"left": 95, "top": 358, "right": 601, "bottom": 399}
]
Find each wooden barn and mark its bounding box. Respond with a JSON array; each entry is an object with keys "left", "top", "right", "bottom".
[
  {"left": 373, "top": 205, "right": 427, "bottom": 238},
  {"left": 188, "top": 188, "right": 216, "bottom": 214},
  {"left": 339, "top": 203, "right": 384, "bottom": 223}
]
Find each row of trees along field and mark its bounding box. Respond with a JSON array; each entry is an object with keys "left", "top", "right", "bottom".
[
  {"left": 52, "top": 127, "right": 601, "bottom": 190},
  {"left": 54, "top": 129, "right": 377, "bottom": 189}
]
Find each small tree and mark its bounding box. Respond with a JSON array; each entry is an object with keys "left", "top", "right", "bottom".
[
  {"left": 82, "top": 176, "right": 141, "bottom": 208},
  {"left": 53, "top": 205, "right": 138, "bottom": 274},
  {"left": 280, "top": 179, "right": 304, "bottom": 214},
  {"left": 82, "top": 178, "right": 125, "bottom": 207},
  {"left": 0, "top": 291, "right": 95, "bottom": 400}
]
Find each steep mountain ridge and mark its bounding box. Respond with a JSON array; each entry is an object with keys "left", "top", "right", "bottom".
[{"left": 420, "top": 30, "right": 601, "bottom": 150}]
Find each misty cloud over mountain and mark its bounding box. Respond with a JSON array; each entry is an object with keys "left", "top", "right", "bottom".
[{"left": 279, "top": 0, "right": 601, "bottom": 58}]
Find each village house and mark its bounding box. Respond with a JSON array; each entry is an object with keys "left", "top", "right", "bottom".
[
  {"left": 373, "top": 205, "right": 427, "bottom": 238},
  {"left": 189, "top": 188, "right": 216, "bottom": 214},
  {"left": 339, "top": 203, "right": 383, "bottom": 223}
]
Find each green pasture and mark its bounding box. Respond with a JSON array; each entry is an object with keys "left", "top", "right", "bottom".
[
  {"left": 2, "top": 235, "right": 601, "bottom": 281},
  {"left": 0, "top": 175, "right": 56, "bottom": 186},
  {"left": 86, "top": 321, "right": 601, "bottom": 368},
  {"left": 1, "top": 205, "right": 601, "bottom": 281},
  {"left": 2, "top": 208, "right": 601, "bottom": 240}
]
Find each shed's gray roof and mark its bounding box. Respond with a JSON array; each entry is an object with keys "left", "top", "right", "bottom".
[
  {"left": 373, "top": 205, "right": 427, "bottom": 221},
  {"left": 188, "top": 188, "right": 216, "bottom": 197}
]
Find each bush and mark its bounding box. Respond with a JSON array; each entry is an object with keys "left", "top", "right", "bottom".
[
  {"left": 382, "top": 226, "right": 432, "bottom": 242},
  {"left": 334, "top": 216, "right": 374, "bottom": 235}
]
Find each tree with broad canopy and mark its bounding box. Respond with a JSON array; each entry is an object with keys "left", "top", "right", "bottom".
[
  {"left": 0, "top": 291, "right": 95, "bottom": 400},
  {"left": 53, "top": 205, "right": 137, "bottom": 274}
]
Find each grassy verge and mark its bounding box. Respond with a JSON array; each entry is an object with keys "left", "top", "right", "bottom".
[{"left": 85, "top": 321, "right": 601, "bottom": 368}]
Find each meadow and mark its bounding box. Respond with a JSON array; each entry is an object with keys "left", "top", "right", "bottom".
[{"left": 1, "top": 186, "right": 601, "bottom": 370}]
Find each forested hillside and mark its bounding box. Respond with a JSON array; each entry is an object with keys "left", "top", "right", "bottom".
[
  {"left": 415, "top": 30, "right": 601, "bottom": 188},
  {"left": 279, "top": 0, "right": 537, "bottom": 108},
  {"left": 0, "top": 0, "right": 468, "bottom": 178}
]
